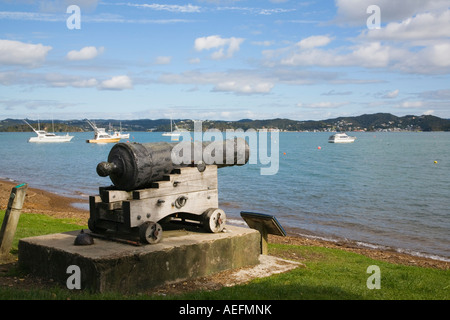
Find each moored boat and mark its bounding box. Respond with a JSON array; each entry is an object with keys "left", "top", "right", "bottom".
[
  {"left": 110, "top": 122, "right": 130, "bottom": 139},
  {"left": 86, "top": 119, "right": 120, "bottom": 144},
  {"left": 162, "top": 116, "right": 181, "bottom": 138},
  {"left": 23, "top": 119, "right": 74, "bottom": 143},
  {"left": 328, "top": 132, "right": 356, "bottom": 143}
]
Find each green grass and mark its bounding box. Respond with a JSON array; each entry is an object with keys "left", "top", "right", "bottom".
[
  {"left": 1, "top": 211, "right": 449, "bottom": 300},
  {"left": 0, "top": 211, "right": 86, "bottom": 254},
  {"left": 178, "top": 244, "right": 449, "bottom": 300}
]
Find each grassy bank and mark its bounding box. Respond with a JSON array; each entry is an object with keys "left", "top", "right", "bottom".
[
  {"left": 0, "top": 211, "right": 448, "bottom": 300},
  {"left": 0, "top": 211, "right": 87, "bottom": 255},
  {"left": 179, "top": 243, "right": 449, "bottom": 300}
]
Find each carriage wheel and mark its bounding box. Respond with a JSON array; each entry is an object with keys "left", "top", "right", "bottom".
[
  {"left": 139, "top": 221, "right": 163, "bottom": 244},
  {"left": 202, "top": 208, "right": 226, "bottom": 233}
]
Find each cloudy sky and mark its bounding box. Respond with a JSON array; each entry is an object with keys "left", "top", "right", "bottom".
[{"left": 1, "top": 0, "right": 450, "bottom": 121}]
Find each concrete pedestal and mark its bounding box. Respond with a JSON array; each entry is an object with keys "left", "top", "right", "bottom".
[{"left": 18, "top": 225, "right": 260, "bottom": 293}]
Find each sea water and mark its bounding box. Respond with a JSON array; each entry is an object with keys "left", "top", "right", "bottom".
[{"left": 0, "top": 131, "right": 449, "bottom": 260}]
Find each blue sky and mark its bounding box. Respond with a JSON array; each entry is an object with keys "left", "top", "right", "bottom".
[{"left": 1, "top": 0, "right": 450, "bottom": 121}]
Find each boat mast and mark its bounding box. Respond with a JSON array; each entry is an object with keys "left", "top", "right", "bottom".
[
  {"left": 86, "top": 119, "right": 98, "bottom": 131},
  {"left": 23, "top": 120, "right": 38, "bottom": 133}
]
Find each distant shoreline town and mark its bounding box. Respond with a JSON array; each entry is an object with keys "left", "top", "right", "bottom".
[{"left": 1, "top": 113, "right": 450, "bottom": 133}]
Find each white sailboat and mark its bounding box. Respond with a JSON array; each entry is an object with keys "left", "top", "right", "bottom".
[
  {"left": 110, "top": 122, "right": 130, "bottom": 139},
  {"left": 162, "top": 117, "right": 181, "bottom": 138},
  {"left": 23, "top": 119, "right": 74, "bottom": 143}
]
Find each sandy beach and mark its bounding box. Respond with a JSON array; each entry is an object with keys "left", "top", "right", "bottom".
[
  {"left": 0, "top": 179, "right": 89, "bottom": 224},
  {"left": 1, "top": 178, "right": 448, "bottom": 270}
]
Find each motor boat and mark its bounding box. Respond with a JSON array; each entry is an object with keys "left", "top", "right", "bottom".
[
  {"left": 23, "top": 119, "right": 74, "bottom": 143},
  {"left": 86, "top": 119, "right": 120, "bottom": 144},
  {"left": 328, "top": 132, "right": 356, "bottom": 143}
]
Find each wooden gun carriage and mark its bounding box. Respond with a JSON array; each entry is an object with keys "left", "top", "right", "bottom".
[{"left": 88, "top": 138, "right": 249, "bottom": 244}]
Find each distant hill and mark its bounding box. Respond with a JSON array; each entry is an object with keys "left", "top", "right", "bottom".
[
  {"left": 320, "top": 113, "right": 450, "bottom": 132},
  {"left": 1, "top": 113, "right": 449, "bottom": 132}
]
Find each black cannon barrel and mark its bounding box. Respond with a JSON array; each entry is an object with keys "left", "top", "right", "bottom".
[{"left": 97, "top": 138, "right": 249, "bottom": 191}]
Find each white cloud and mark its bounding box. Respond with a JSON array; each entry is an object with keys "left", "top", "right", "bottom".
[
  {"left": 383, "top": 89, "right": 399, "bottom": 99},
  {"left": 420, "top": 43, "right": 450, "bottom": 68},
  {"left": 99, "top": 75, "right": 133, "bottom": 90},
  {"left": 195, "top": 35, "right": 227, "bottom": 51},
  {"left": 39, "top": 0, "right": 100, "bottom": 13},
  {"left": 274, "top": 41, "right": 401, "bottom": 69},
  {"left": 334, "top": 0, "right": 450, "bottom": 25},
  {"left": 420, "top": 89, "right": 450, "bottom": 100},
  {"left": 213, "top": 81, "right": 274, "bottom": 94},
  {"left": 322, "top": 90, "right": 352, "bottom": 96},
  {"left": 215, "top": 6, "right": 295, "bottom": 15},
  {"left": 159, "top": 70, "right": 275, "bottom": 95},
  {"left": 0, "top": 11, "right": 195, "bottom": 24},
  {"left": 297, "top": 101, "right": 349, "bottom": 109},
  {"left": 194, "top": 35, "right": 244, "bottom": 59},
  {"left": 157, "top": 66, "right": 362, "bottom": 96},
  {"left": 0, "top": 39, "right": 52, "bottom": 67},
  {"left": 359, "top": 10, "right": 450, "bottom": 73},
  {"left": 361, "top": 10, "right": 450, "bottom": 42},
  {"left": 189, "top": 57, "right": 201, "bottom": 64},
  {"left": 297, "top": 35, "right": 332, "bottom": 49},
  {"left": 394, "top": 42, "right": 450, "bottom": 73},
  {"left": 154, "top": 56, "right": 172, "bottom": 65},
  {"left": 45, "top": 73, "right": 99, "bottom": 88},
  {"left": 259, "top": 5, "right": 450, "bottom": 75},
  {"left": 265, "top": 30, "right": 450, "bottom": 74},
  {"left": 73, "top": 78, "right": 99, "bottom": 88},
  {"left": 252, "top": 40, "right": 274, "bottom": 47},
  {"left": 0, "top": 98, "right": 78, "bottom": 113},
  {"left": 66, "top": 46, "right": 104, "bottom": 61},
  {"left": 0, "top": 70, "right": 136, "bottom": 91},
  {"left": 120, "top": 3, "right": 201, "bottom": 13},
  {"left": 397, "top": 101, "right": 424, "bottom": 108},
  {"left": 0, "top": 11, "right": 63, "bottom": 22}
]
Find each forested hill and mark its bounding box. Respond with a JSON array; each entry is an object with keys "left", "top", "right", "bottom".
[{"left": 1, "top": 113, "right": 449, "bottom": 132}]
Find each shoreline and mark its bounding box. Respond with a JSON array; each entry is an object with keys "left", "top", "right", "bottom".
[
  {"left": 0, "top": 178, "right": 89, "bottom": 224},
  {"left": 1, "top": 178, "right": 448, "bottom": 270}
]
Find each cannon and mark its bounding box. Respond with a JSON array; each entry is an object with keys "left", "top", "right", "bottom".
[
  {"left": 88, "top": 138, "right": 249, "bottom": 244},
  {"left": 96, "top": 138, "right": 249, "bottom": 191}
]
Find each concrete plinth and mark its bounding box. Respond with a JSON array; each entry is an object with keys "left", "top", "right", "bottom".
[{"left": 18, "top": 225, "right": 260, "bottom": 293}]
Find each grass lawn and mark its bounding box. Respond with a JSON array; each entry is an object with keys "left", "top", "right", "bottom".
[
  {"left": 0, "top": 211, "right": 448, "bottom": 300},
  {"left": 1, "top": 211, "right": 87, "bottom": 255},
  {"left": 178, "top": 243, "right": 449, "bottom": 300}
]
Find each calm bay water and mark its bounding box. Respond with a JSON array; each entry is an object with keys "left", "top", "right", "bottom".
[{"left": 0, "top": 131, "right": 449, "bottom": 260}]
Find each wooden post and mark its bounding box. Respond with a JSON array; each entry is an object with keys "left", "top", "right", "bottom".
[
  {"left": 0, "top": 183, "right": 28, "bottom": 261},
  {"left": 254, "top": 225, "right": 269, "bottom": 255}
]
